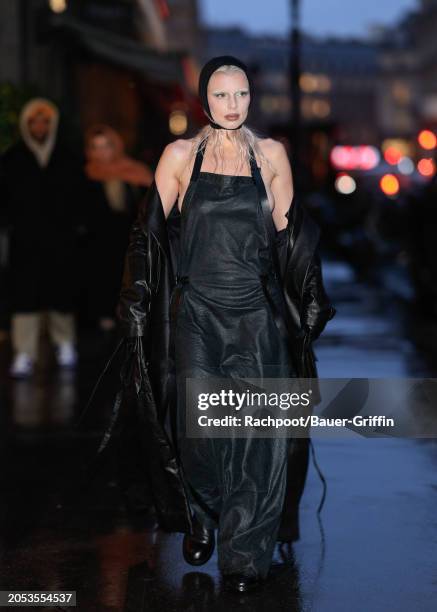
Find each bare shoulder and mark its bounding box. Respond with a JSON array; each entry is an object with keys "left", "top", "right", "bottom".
[
  {"left": 157, "top": 138, "right": 194, "bottom": 177},
  {"left": 164, "top": 138, "right": 193, "bottom": 158},
  {"left": 154, "top": 138, "right": 197, "bottom": 216},
  {"left": 257, "top": 138, "right": 292, "bottom": 192},
  {"left": 257, "top": 137, "right": 289, "bottom": 170},
  {"left": 162, "top": 138, "right": 193, "bottom": 165}
]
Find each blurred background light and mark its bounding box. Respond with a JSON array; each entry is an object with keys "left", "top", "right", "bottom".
[
  {"left": 359, "top": 146, "right": 380, "bottom": 170},
  {"left": 48, "top": 0, "right": 67, "bottom": 13},
  {"left": 417, "top": 158, "right": 436, "bottom": 177},
  {"left": 169, "top": 110, "right": 188, "bottom": 135},
  {"left": 417, "top": 129, "right": 437, "bottom": 150},
  {"left": 330, "top": 145, "right": 380, "bottom": 170},
  {"left": 318, "top": 75, "right": 332, "bottom": 93},
  {"left": 154, "top": 0, "right": 171, "bottom": 20},
  {"left": 397, "top": 156, "right": 415, "bottom": 175},
  {"left": 335, "top": 173, "right": 356, "bottom": 195},
  {"left": 300, "top": 73, "right": 331, "bottom": 93},
  {"left": 312, "top": 99, "right": 331, "bottom": 118},
  {"left": 384, "top": 146, "right": 403, "bottom": 165},
  {"left": 300, "top": 73, "right": 318, "bottom": 93},
  {"left": 382, "top": 139, "right": 412, "bottom": 158},
  {"left": 380, "top": 174, "right": 400, "bottom": 196},
  {"left": 260, "top": 95, "right": 291, "bottom": 114}
]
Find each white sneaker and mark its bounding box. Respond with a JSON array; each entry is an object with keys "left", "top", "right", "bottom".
[
  {"left": 56, "top": 343, "right": 77, "bottom": 368},
  {"left": 9, "top": 353, "right": 34, "bottom": 378}
]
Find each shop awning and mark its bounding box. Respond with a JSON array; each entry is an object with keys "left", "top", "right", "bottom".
[{"left": 45, "top": 13, "right": 186, "bottom": 84}]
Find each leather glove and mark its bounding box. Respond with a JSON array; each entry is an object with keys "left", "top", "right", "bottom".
[
  {"left": 117, "top": 219, "right": 159, "bottom": 338},
  {"left": 301, "top": 251, "right": 336, "bottom": 343}
]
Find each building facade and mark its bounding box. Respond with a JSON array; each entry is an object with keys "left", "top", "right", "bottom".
[{"left": 0, "top": 0, "right": 202, "bottom": 159}]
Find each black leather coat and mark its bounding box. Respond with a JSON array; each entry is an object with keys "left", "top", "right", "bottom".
[{"left": 108, "top": 180, "right": 336, "bottom": 535}]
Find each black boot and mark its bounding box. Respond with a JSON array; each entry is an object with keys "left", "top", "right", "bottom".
[{"left": 182, "top": 517, "right": 215, "bottom": 566}]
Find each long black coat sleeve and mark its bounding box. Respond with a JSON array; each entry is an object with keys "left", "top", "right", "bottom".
[
  {"left": 278, "top": 198, "right": 336, "bottom": 382},
  {"left": 117, "top": 217, "right": 161, "bottom": 338},
  {"left": 108, "top": 184, "right": 192, "bottom": 533}
]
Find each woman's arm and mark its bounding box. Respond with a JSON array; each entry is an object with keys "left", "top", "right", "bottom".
[
  {"left": 154, "top": 140, "right": 190, "bottom": 218},
  {"left": 268, "top": 140, "right": 294, "bottom": 232}
]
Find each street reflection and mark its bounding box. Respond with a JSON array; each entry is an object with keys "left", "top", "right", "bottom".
[{"left": 10, "top": 371, "right": 76, "bottom": 428}]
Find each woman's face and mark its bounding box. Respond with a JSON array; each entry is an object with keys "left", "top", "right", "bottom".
[
  {"left": 88, "top": 135, "right": 116, "bottom": 163},
  {"left": 207, "top": 70, "right": 250, "bottom": 128},
  {"left": 28, "top": 112, "right": 52, "bottom": 143}
]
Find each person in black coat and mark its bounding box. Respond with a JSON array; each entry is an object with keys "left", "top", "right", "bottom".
[
  {"left": 83, "top": 125, "right": 152, "bottom": 332},
  {"left": 1, "top": 98, "right": 86, "bottom": 377}
]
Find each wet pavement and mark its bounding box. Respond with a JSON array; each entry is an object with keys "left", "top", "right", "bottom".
[{"left": 0, "top": 258, "right": 436, "bottom": 611}]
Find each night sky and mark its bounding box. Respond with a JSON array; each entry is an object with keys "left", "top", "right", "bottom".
[{"left": 199, "top": 0, "right": 418, "bottom": 38}]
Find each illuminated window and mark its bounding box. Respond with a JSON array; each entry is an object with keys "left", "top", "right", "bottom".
[
  {"left": 392, "top": 81, "right": 411, "bottom": 105},
  {"left": 318, "top": 75, "right": 332, "bottom": 93},
  {"left": 300, "top": 74, "right": 318, "bottom": 93},
  {"left": 301, "top": 97, "right": 314, "bottom": 118},
  {"left": 300, "top": 73, "right": 331, "bottom": 93},
  {"left": 312, "top": 99, "right": 330, "bottom": 118},
  {"left": 260, "top": 95, "right": 290, "bottom": 114}
]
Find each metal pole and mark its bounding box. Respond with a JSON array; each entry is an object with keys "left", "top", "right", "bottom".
[
  {"left": 19, "top": 0, "right": 29, "bottom": 86},
  {"left": 290, "top": 0, "right": 302, "bottom": 180}
]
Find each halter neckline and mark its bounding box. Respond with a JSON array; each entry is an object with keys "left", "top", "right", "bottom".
[
  {"left": 190, "top": 144, "right": 259, "bottom": 184},
  {"left": 199, "top": 170, "right": 254, "bottom": 180}
]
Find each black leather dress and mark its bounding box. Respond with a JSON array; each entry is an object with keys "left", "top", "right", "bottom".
[{"left": 173, "top": 144, "right": 296, "bottom": 578}]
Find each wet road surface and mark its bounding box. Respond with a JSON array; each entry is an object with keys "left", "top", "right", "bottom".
[{"left": 0, "top": 258, "right": 436, "bottom": 611}]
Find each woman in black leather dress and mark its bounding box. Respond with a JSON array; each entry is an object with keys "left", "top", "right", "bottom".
[
  {"left": 113, "top": 55, "right": 335, "bottom": 595},
  {"left": 154, "top": 57, "right": 299, "bottom": 592}
]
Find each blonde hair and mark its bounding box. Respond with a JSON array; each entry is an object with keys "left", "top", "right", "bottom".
[{"left": 187, "top": 64, "right": 276, "bottom": 176}]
